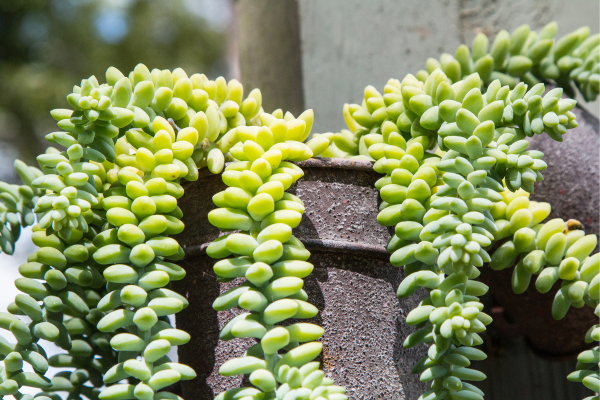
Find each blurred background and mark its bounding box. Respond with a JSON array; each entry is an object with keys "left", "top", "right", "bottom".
[
  {"left": 0, "top": 1, "right": 598, "bottom": 399},
  {"left": 0, "top": 0, "right": 237, "bottom": 183}
]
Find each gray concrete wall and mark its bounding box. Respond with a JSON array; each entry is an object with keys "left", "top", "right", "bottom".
[{"left": 298, "top": 0, "right": 600, "bottom": 134}]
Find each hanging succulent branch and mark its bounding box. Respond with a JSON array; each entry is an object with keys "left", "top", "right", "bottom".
[
  {"left": 0, "top": 62, "right": 281, "bottom": 400},
  {"left": 0, "top": 161, "right": 43, "bottom": 255},
  {"left": 417, "top": 22, "right": 599, "bottom": 101},
  {"left": 337, "top": 66, "right": 581, "bottom": 400},
  {"left": 0, "top": 124, "right": 118, "bottom": 398},
  {"left": 490, "top": 191, "right": 599, "bottom": 396},
  {"left": 320, "top": 21, "right": 596, "bottom": 162},
  {"left": 207, "top": 108, "right": 347, "bottom": 399}
]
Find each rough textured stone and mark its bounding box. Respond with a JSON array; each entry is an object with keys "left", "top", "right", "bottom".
[
  {"left": 293, "top": 159, "right": 390, "bottom": 246},
  {"left": 174, "top": 159, "right": 429, "bottom": 399},
  {"left": 308, "top": 253, "right": 428, "bottom": 400}
]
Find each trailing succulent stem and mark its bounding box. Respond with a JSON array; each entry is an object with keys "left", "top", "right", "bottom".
[
  {"left": 0, "top": 161, "right": 43, "bottom": 255},
  {"left": 207, "top": 108, "right": 346, "bottom": 399},
  {"left": 323, "top": 21, "right": 595, "bottom": 161},
  {"left": 0, "top": 63, "right": 283, "bottom": 400},
  {"left": 491, "top": 191, "right": 600, "bottom": 397},
  {"left": 570, "top": 313, "right": 600, "bottom": 400},
  {"left": 339, "top": 67, "right": 580, "bottom": 400},
  {"left": 417, "top": 22, "right": 599, "bottom": 101}
]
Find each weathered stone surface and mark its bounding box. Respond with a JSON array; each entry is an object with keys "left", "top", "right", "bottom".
[
  {"left": 293, "top": 159, "right": 390, "bottom": 246},
  {"left": 174, "top": 159, "right": 429, "bottom": 399}
]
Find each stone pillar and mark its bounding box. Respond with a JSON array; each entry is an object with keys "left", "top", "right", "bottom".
[{"left": 235, "top": 0, "right": 305, "bottom": 116}]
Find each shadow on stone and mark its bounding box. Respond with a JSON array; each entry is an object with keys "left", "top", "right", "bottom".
[{"left": 173, "top": 257, "right": 221, "bottom": 399}]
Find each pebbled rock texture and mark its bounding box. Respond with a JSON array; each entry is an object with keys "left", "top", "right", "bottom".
[{"left": 174, "top": 159, "right": 429, "bottom": 399}]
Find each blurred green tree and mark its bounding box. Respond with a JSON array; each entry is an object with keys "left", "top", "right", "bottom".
[{"left": 0, "top": 0, "right": 231, "bottom": 181}]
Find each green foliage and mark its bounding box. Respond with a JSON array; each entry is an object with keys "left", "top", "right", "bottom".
[
  {"left": 343, "top": 66, "right": 588, "bottom": 400},
  {"left": 324, "top": 21, "right": 596, "bottom": 161},
  {"left": 568, "top": 305, "right": 600, "bottom": 397},
  {"left": 0, "top": 58, "right": 340, "bottom": 399},
  {"left": 207, "top": 109, "right": 347, "bottom": 399},
  {"left": 491, "top": 194, "right": 600, "bottom": 400},
  {"left": 0, "top": 160, "right": 43, "bottom": 255},
  {"left": 418, "top": 22, "right": 599, "bottom": 101},
  {"left": 0, "top": 62, "right": 276, "bottom": 399},
  {"left": 0, "top": 0, "right": 228, "bottom": 176},
  {"left": 0, "top": 13, "right": 597, "bottom": 400}
]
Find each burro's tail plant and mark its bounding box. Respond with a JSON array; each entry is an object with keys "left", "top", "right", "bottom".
[
  {"left": 0, "top": 161, "right": 44, "bottom": 255},
  {"left": 0, "top": 63, "right": 266, "bottom": 256},
  {"left": 490, "top": 190, "right": 599, "bottom": 398},
  {"left": 206, "top": 109, "right": 347, "bottom": 399},
  {"left": 0, "top": 63, "right": 297, "bottom": 400},
  {"left": 0, "top": 18, "right": 597, "bottom": 400},
  {"left": 338, "top": 63, "right": 592, "bottom": 400},
  {"left": 321, "top": 21, "right": 596, "bottom": 161},
  {"left": 417, "top": 22, "right": 599, "bottom": 101}
]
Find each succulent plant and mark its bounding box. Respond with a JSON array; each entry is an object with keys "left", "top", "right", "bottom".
[
  {"left": 206, "top": 109, "right": 347, "bottom": 399},
  {"left": 0, "top": 19, "right": 596, "bottom": 400},
  {"left": 0, "top": 64, "right": 278, "bottom": 400},
  {"left": 341, "top": 66, "right": 592, "bottom": 399}
]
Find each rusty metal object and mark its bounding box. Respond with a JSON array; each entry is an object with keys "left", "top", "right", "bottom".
[{"left": 173, "top": 158, "right": 429, "bottom": 399}]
